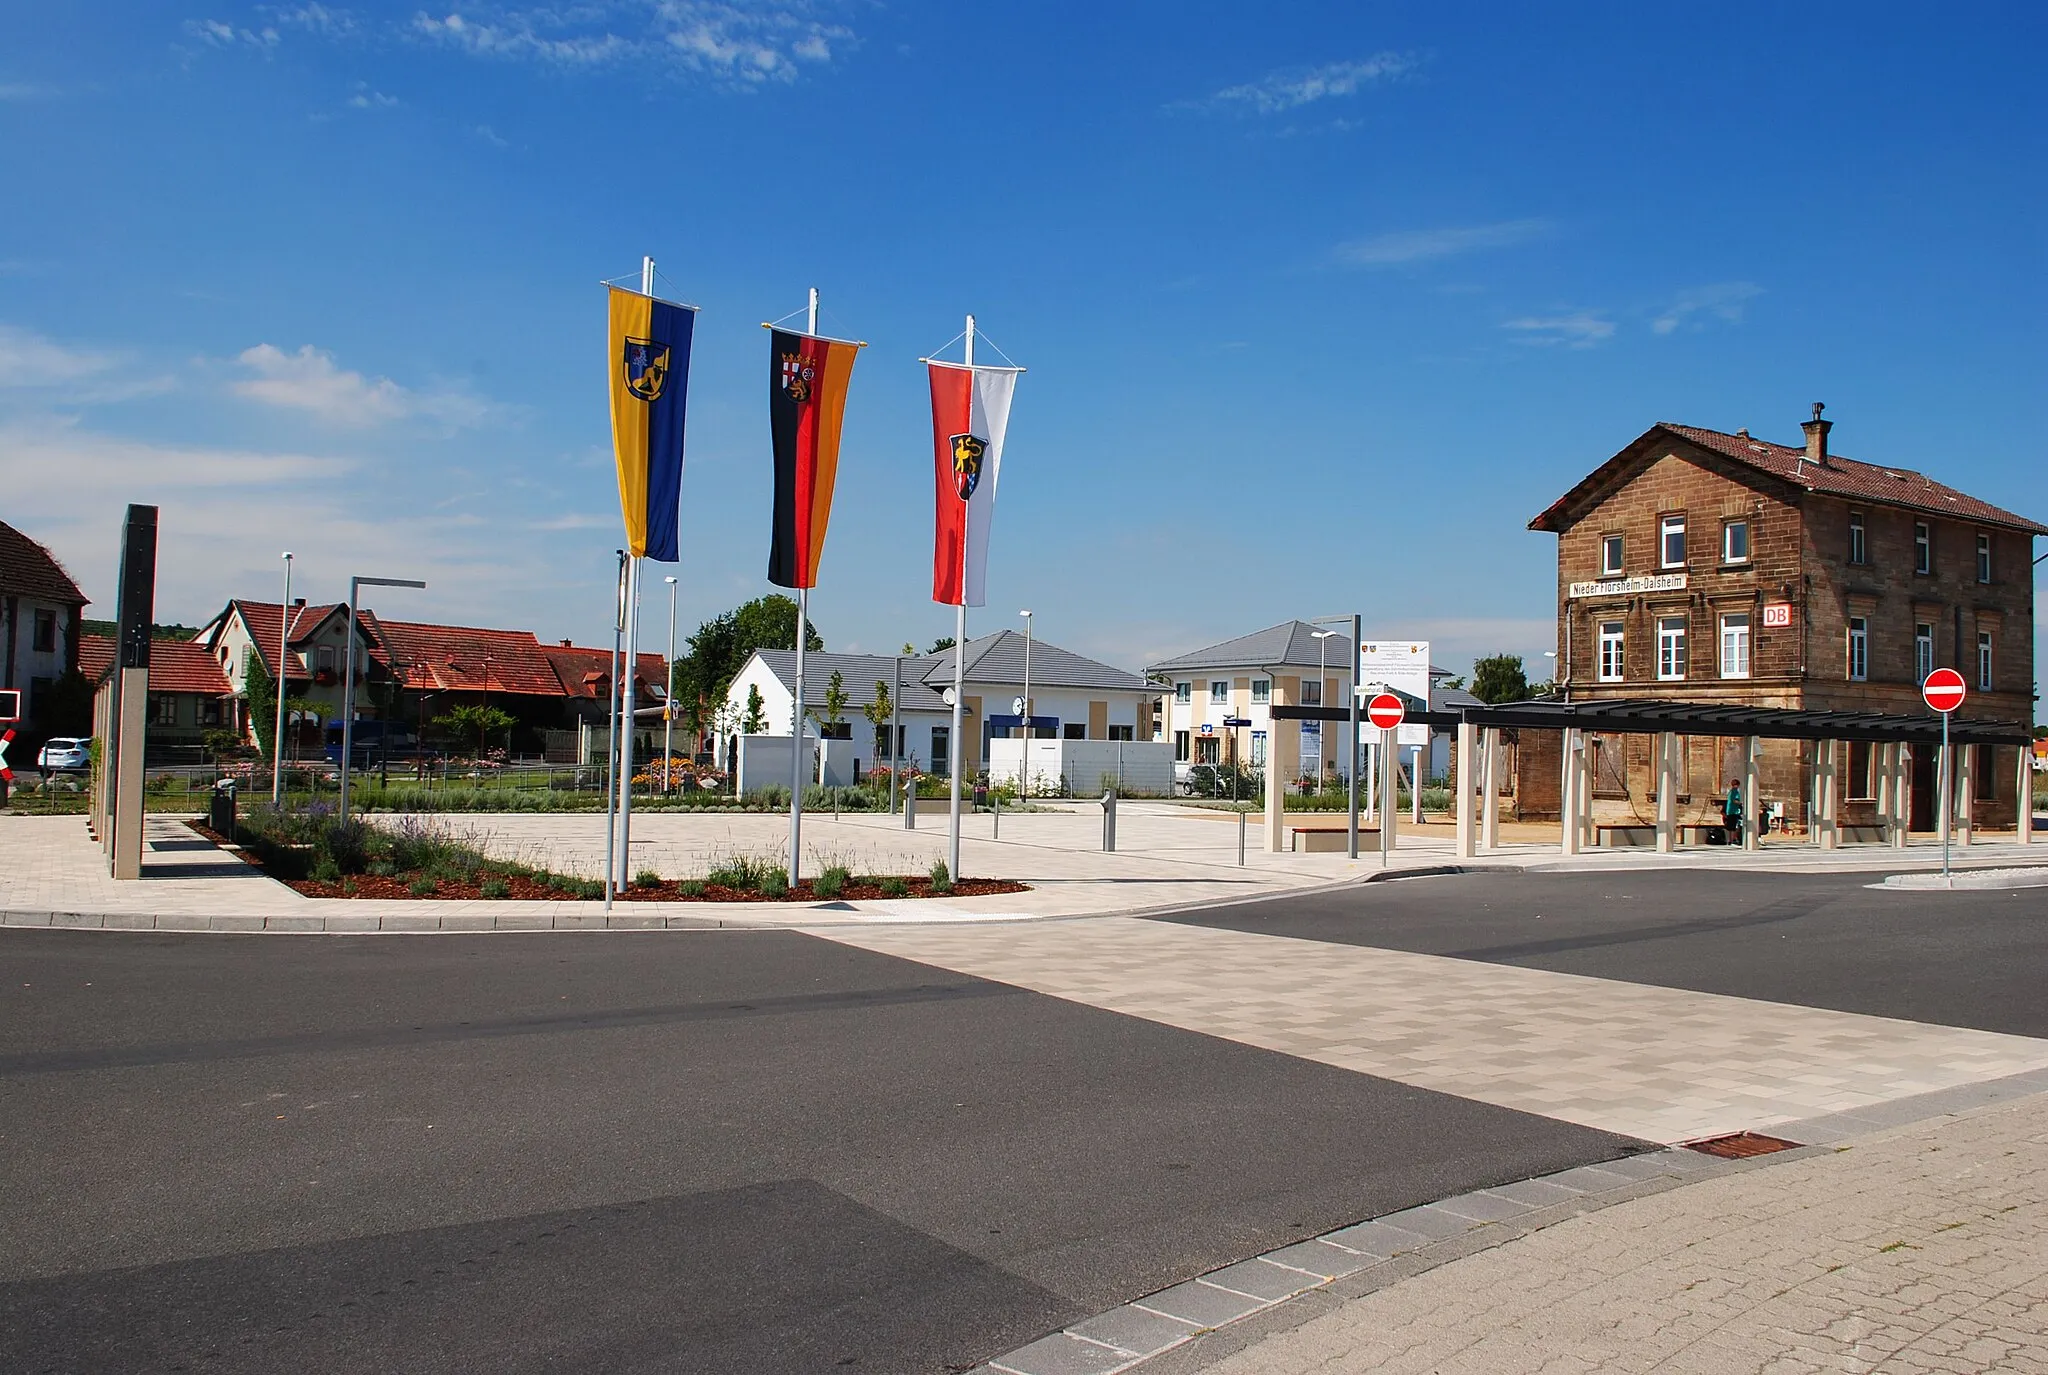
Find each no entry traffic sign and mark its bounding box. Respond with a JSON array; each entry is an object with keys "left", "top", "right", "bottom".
[
  {"left": 1922, "top": 667, "right": 1967, "bottom": 714},
  {"left": 1366, "top": 693, "right": 1406, "bottom": 731}
]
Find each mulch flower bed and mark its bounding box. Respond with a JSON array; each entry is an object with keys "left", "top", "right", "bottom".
[{"left": 186, "top": 819, "right": 1026, "bottom": 902}]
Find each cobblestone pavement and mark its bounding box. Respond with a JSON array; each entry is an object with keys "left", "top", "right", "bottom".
[
  {"left": 1170, "top": 1092, "right": 2048, "bottom": 1375},
  {"left": 818, "top": 918, "right": 2048, "bottom": 1143}
]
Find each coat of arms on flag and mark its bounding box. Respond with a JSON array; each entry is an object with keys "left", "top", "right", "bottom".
[
  {"left": 950, "top": 433, "right": 986, "bottom": 500},
  {"left": 780, "top": 352, "right": 817, "bottom": 404},
  {"left": 623, "top": 337, "right": 670, "bottom": 403}
]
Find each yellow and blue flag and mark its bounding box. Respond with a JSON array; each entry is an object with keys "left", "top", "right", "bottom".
[{"left": 607, "top": 285, "right": 697, "bottom": 561}]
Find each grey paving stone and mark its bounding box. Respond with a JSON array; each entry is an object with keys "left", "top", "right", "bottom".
[
  {"left": 1, "top": 910, "right": 53, "bottom": 926},
  {"left": 260, "top": 916, "right": 326, "bottom": 932},
  {"left": 491, "top": 914, "right": 555, "bottom": 930},
  {"left": 1136, "top": 1279, "right": 1270, "bottom": 1328},
  {"left": 604, "top": 914, "right": 664, "bottom": 930},
  {"left": 206, "top": 915, "right": 265, "bottom": 932},
  {"left": 1436, "top": 1191, "right": 1534, "bottom": 1224},
  {"left": 377, "top": 915, "right": 443, "bottom": 933},
  {"left": 155, "top": 913, "right": 208, "bottom": 931},
  {"left": 1321, "top": 1219, "right": 1435, "bottom": 1258},
  {"left": 551, "top": 913, "right": 608, "bottom": 929},
  {"left": 101, "top": 913, "right": 159, "bottom": 930},
  {"left": 1202, "top": 1258, "right": 1321, "bottom": 1302},
  {"left": 1263, "top": 1239, "right": 1378, "bottom": 1280},
  {"left": 1375, "top": 1205, "right": 1477, "bottom": 1241},
  {"left": 1489, "top": 1177, "right": 1592, "bottom": 1208},
  {"left": 48, "top": 912, "right": 103, "bottom": 928},
  {"left": 1066, "top": 1304, "right": 1200, "bottom": 1357},
  {"left": 437, "top": 915, "right": 497, "bottom": 932},
  {"left": 1588, "top": 1152, "right": 1681, "bottom": 1182},
  {"left": 1546, "top": 1164, "right": 1636, "bottom": 1193},
  {"left": 318, "top": 915, "right": 381, "bottom": 934},
  {"left": 988, "top": 1332, "right": 1130, "bottom": 1375}
]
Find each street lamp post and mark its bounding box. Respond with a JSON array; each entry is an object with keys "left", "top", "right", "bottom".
[
  {"left": 1311, "top": 629, "right": 1338, "bottom": 787},
  {"left": 1019, "top": 609, "right": 1033, "bottom": 798},
  {"left": 340, "top": 574, "right": 426, "bottom": 824},
  {"left": 272, "top": 552, "right": 293, "bottom": 804},
  {"left": 664, "top": 575, "right": 678, "bottom": 794}
]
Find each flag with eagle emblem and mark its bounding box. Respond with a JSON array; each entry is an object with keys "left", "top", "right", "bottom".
[
  {"left": 927, "top": 360, "right": 1019, "bottom": 607},
  {"left": 607, "top": 284, "right": 697, "bottom": 561},
  {"left": 767, "top": 327, "right": 862, "bottom": 589}
]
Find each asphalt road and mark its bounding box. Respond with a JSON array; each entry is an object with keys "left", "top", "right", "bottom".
[
  {"left": 1165, "top": 869, "right": 2048, "bottom": 1038},
  {"left": 0, "top": 927, "right": 1638, "bottom": 1374}
]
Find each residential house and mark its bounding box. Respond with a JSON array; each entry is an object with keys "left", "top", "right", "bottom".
[
  {"left": 0, "top": 521, "right": 89, "bottom": 739},
  {"left": 723, "top": 630, "right": 1153, "bottom": 780},
  {"left": 77, "top": 634, "right": 233, "bottom": 760}
]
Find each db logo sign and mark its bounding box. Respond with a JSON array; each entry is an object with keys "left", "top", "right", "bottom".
[{"left": 1762, "top": 604, "right": 1793, "bottom": 628}]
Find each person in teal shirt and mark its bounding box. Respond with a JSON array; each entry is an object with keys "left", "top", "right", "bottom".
[{"left": 1723, "top": 780, "right": 1744, "bottom": 844}]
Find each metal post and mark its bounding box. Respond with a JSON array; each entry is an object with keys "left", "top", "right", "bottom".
[
  {"left": 604, "top": 550, "right": 624, "bottom": 908},
  {"left": 1380, "top": 725, "right": 1396, "bottom": 864},
  {"left": 946, "top": 313, "right": 973, "bottom": 884},
  {"left": 2018, "top": 740, "right": 2035, "bottom": 845},
  {"left": 1238, "top": 808, "right": 1246, "bottom": 866},
  {"left": 340, "top": 580, "right": 358, "bottom": 823},
  {"left": 1348, "top": 612, "right": 1361, "bottom": 858},
  {"left": 1455, "top": 720, "right": 1477, "bottom": 858},
  {"left": 1940, "top": 711, "right": 1952, "bottom": 884},
  {"left": 1020, "top": 609, "right": 1032, "bottom": 800},
  {"left": 993, "top": 791, "right": 1000, "bottom": 839},
  {"left": 663, "top": 575, "right": 677, "bottom": 794},
  {"left": 272, "top": 552, "right": 292, "bottom": 804},
  {"left": 791, "top": 584, "right": 807, "bottom": 888},
  {"left": 889, "top": 655, "right": 901, "bottom": 814},
  {"left": 1101, "top": 787, "right": 1116, "bottom": 852},
  {"left": 1958, "top": 742, "right": 1975, "bottom": 846},
  {"left": 618, "top": 555, "right": 640, "bottom": 889},
  {"left": 1559, "top": 727, "right": 1579, "bottom": 856}
]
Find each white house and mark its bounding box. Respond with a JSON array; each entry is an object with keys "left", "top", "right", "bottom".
[
  {"left": 722, "top": 630, "right": 1156, "bottom": 781},
  {"left": 0, "top": 521, "right": 90, "bottom": 737}
]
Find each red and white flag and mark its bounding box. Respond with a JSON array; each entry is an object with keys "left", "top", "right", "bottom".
[{"left": 928, "top": 361, "right": 1019, "bottom": 607}]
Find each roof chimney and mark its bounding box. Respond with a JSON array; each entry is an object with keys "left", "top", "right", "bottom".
[
  {"left": 560, "top": 638, "right": 572, "bottom": 647},
  {"left": 1800, "top": 402, "right": 1831, "bottom": 468}
]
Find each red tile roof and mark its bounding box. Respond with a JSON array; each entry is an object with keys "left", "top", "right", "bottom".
[
  {"left": 218, "top": 600, "right": 347, "bottom": 682},
  {"left": 370, "top": 619, "right": 566, "bottom": 697},
  {"left": 542, "top": 644, "right": 669, "bottom": 701},
  {"left": 1532, "top": 423, "right": 2048, "bottom": 535},
  {"left": 0, "top": 521, "right": 88, "bottom": 607},
  {"left": 78, "top": 634, "right": 233, "bottom": 695}
]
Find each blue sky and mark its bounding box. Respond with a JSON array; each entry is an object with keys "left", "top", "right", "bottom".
[{"left": 3, "top": 2, "right": 2043, "bottom": 694}]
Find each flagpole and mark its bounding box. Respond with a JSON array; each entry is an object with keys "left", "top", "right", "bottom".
[
  {"left": 619, "top": 553, "right": 640, "bottom": 888},
  {"left": 604, "top": 548, "right": 624, "bottom": 909},
  {"left": 786, "top": 287, "right": 821, "bottom": 890},
  {"left": 948, "top": 313, "right": 974, "bottom": 885}
]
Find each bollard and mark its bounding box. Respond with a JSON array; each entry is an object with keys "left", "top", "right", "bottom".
[
  {"left": 1102, "top": 787, "right": 1117, "bottom": 852},
  {"left": 993, "top": 792, "right": 1001, "bottom": 839},
  {"left": 1238, "top": 807, "right": 1246, "bottom": 866},
  {"left": 902, "top": 776, "right": 916, "bottom": 829}
]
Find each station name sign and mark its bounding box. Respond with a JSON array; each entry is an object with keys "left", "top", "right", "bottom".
[{"left": 1568, "top": 572, "right": 1688, "bottom": 600}]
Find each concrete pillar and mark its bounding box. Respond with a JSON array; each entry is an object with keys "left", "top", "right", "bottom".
[
  {"left": 1559, "top": 728, "right": 1580, "bottom": 856},
  {"left": 111, "top": 666, "right": 148, "bottom": 880},
  {"left": 1654, "top": 732, "right": 1677, "bottom": 853},
  {"left": 1742, "top": 736, "right": 1761, "bottom": 852},
  {"left": 1874, "top": 743, "right": 1893, "bottom": 840},
  {"left": 1480, "top": 727, "right": 1501, "bottom": 851},
  {"left": 2019, "top": 744, "right": 2034, "bottom": 845},
  {"left": 1816, "top": 740, "right": 1839, "bottom": 851},
  {"left": 1381, "top": 728, "right": 1399, "bottom": 855},
  {"left": 1894, "top": 745, "right": 1912, "bottom": 848},
  {"left": 1455, "top": 722, "right": 1477, "bottom": 858},
  {"left": 1958, "top": 743, "right": 1975, "bottom": 846}
]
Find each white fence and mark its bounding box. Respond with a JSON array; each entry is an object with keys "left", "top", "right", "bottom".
[
  {"left": 732, "top": 734, "right": 858, "bottom": 793},
  {"left": 986, "top": 739, "right": 1174, "bottom": 796}
]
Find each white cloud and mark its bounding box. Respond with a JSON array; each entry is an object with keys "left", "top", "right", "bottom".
[
  {"left": 230, "top": 343, "right": 492, "bottom": 427},
  {"left": 0, "top": 324, "right": 176, "bottom": 401},
  {"left": 184, "top": 17, "right": 281, "bottom": 48},
  {"left": 1336, "top": 219, "right": 1552, "bottom": 267},
  {"left": 1651, "top": 281, "right": 1763, "bottom": 335},
  {"left": 1204, "top": 53, "right": 1413, "bottom": 114},
  {"left": 1501, "top": 312, "right": 1616, "bottom": 348},
  {"left": 347, "top": 81, "right": 399, "bottom": 108},
  {"left": 409, "top": 2, "right": 850, "bottom": 83}
]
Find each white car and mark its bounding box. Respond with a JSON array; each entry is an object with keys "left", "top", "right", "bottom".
[{"left": 38, "top": 737, "right": 91, "bottom": 774}]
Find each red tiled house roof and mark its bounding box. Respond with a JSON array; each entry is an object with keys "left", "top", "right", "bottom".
[
  {"left": 0, "top": 521, "right": 88, "bottom": 606},
  {"left": 212, "top": 600, "right": 349, "bottom": 683},
  {"left": 542, "top": 644, "right": 669, "bottom": 701},
  {"left": 369, "top": 619, "right": 566, "bottom": 697},
  {"left": 78, "top": 634, "right": 232, "bottom": 695},
  {"left": 1532, "top": 422, "right": 2048, "bottom": 534}
]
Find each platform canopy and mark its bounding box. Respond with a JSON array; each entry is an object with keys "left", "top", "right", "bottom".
[{"left": 1458, "top": 697, "right": 2032, "bottom": 747}]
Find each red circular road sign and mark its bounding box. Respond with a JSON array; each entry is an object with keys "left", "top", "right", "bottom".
[
  {"left": 1366, "top": 693, "right": 1406, "bottom": 731},
  {"left": 1922, "top": 667, "right": 1967, "bottom": 714}
]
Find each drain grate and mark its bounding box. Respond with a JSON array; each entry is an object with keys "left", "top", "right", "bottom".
[{"left": 1684, "top": 1131, "right": 1802, "bottom": 1159}]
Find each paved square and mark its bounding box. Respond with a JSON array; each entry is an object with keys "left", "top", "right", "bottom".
[{"left": 815, "top": 916, "right": 2048, "bottom": 1142}]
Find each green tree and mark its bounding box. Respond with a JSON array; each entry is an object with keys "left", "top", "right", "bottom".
[
  {"left": 741, "top": 684, "right": 768, "bottom": 735},
  {"left": 436, "top": 703, "right": 517, "bottom": 759},
  {"left": 34, "top": 669, "right": 94, "bottom": 740},
  {"left": 243, "top": 649, "right": 279, "bottom": 761},
  {"left": 821, "top": 669, "right": 848, "bottom": 734},
  {"left": 1471, "top": 654, "right": 1531, "bottom": 705},
  {"left": 672, "top": 595, "right": 823, "bottom": 733},
  {"left": 863, "top": 679, "right": 894, "bottom": 756},
  {"left": 926, "top": 636, "right": 955, "bottom": 654}
]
